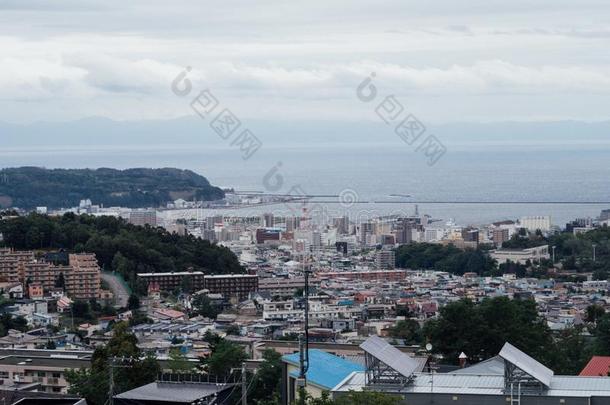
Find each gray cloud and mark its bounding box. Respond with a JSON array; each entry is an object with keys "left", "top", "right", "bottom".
[{"left": 1, "top": 0, "right": 610, "bottom": 123}]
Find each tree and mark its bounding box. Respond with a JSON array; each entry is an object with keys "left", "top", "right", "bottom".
[
  {"left": 0, "top": 213, "right": 244, "bottom": 292},
  {"left": 250, "top": 349, "right": 282, "bottom": 405},
  {"left": 593, "top": 313, "right": 610, "bottom": 356},
  {"left": 335, "top": 390, "right": 401, "bottom": 405},
  {"left": 205, "top": 340, "right": 247, "bottom": 377},
  {"left": 387, "top": 320, "right": 422, "bottom": 344},
  {"left": 586, "top": 305, "right": 606, "bottom": 324},
  {"left": 71, "top": 300, "right": 93, "bottom": 320},
  {"left": 549, "top": 326, "right": 591, "bottom": 375},
  {"left": 127, "top": 294, "right": 140, "bottom": 310},
  {"left": 168, "top": 348, "right": 195, "bottom": 373},
  {"left": 225, "top": 324, "right": 241, "bottom": 336},
  {"left": 192, "top": 294, "right": 220, "bottom": 319},
  {"left": 0, "top": 313, "right": 28, "bottom": 337},
  {"left": 55, "top": 272, "right": 66, "bottom": 290},
  {"left": 180, "top": 275, "right": 194, "bottom": 294},
  {"left": 424, "top": 297, "right": 554, "bottom": 364},
  {"left": 66, "top": 322, "right": 160, "bottom": 405}
]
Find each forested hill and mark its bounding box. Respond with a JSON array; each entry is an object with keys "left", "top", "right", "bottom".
[
  {"left": 0, "top": 213, "right": 244, "bottom": 293},
  {"left": 0, "top": 167, "right": 224, "bottom": 209}
]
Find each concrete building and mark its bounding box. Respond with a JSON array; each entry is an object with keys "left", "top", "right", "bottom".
[
  {"left": 492, "top": 228, "right": 510, "bottom": 247},
  {"left": 203, "top": 274, "right": 259, "bottom": 301},
  {"left": 5, "top": 251, "right": 101, "bottom": 300},
  {"left": 128, "top": 209, "right": 158, "bottom": 227},
  {"left": 0, "top": 348, "right": 92, "bottom": 394},
  {"left": 490, "top": 245, "right": 550, "bottom": 265},
  {"left": 332, "top": 339, "right": 610, "bottom": 405},
  {"left": 137, "top": 271, "right": 206, "bottom": 292},
  {"left": 519, "top": 216, "right": 552, "bottom": 233},
  {"left": 375, "top": 250, "right": 396, "bottom": 269}
]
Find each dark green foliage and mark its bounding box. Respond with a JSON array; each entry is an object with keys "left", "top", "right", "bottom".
[
  {"left": 66, "top": 322, "right": 160, "bottom": 405},
  {"left": 180, "top": 275, "right": 194, "bottom": 294},
  {"left": 586, "top": 305, "right": 606, "bottom": 324},
  {"left": 335, "top": 390, "right": 401, "bottom": 405},
  {"left": 424, "top": 297, "right": 554, "bottom": 365},
  {"left": 502, "top": 232, "right": 548, "bottom": 249},
  {"left": 0, "top": 213, "right": 243, "bottom": 291},
  {"left": 250, "top": 349, "right": 282, "bottom": 405},
  {"left": 204, "top": 340, "right": 247, "bottom": 377},
  {"left": 128, "top": 311, "right": 153, "bottom": 326},
  {"left": 0, "top": 167, "right": 224, "bottom": 209},
  {"left": 55, "top": 272, "right": 66, "bottom": 290},
  {"left": 395, "top": 243, "right": 496, "bottom": 275},
  {"left": 71, "top": 300, "right": 94, "bottom": 321},
  {"left": 0, "top": 313, "right": 28, "bottom": 337},
  {"left": 387, "top": 319, "right": 422, "bottom": 344},
  {"left": 127, "top": 294, "right": 140, "bottom": 310},
  {"left": 191, "top": 294, "right": 221, "bottom": 319}
]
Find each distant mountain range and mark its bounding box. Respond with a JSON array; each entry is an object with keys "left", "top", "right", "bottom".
[{"left": 0, "top": 167, "right": 224, "bottom": 209}]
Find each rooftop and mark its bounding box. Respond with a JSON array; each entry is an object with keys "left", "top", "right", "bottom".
[
  {"left": 282, "top": 349, "right": 364, "bottom": 390},
  {"left": 580, "top": 356, "right": 610, "bottom": 377},
  {"left": 114, "top": 381, "right": 233, "bottom": 403}
]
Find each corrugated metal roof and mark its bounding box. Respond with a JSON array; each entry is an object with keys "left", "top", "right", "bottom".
[
  {"left": 333, "top": 371, "right": 610, "bottom": 397},
  {"left": 450, "top": 356, "right": 504, "bottom": 375},
  {"left": 499, "top": 342, "right": 554, "bottom": 387},
  {"left": 114, "top": 382, "right": 232, "bottom": 402},
  {"left": 283, "top": 349, "right": 364, "bottom": 390},
  {"left": 360, "top": 335, "right": 420, "bottom": 378}
]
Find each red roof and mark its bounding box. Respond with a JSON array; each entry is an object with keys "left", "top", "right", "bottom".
[{"left": 580, "top": 356, "right": 610, "bottom": 376}]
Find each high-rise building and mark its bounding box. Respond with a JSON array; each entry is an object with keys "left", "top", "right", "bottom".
[
  {"left": 262, "top": 213, "right": 275, "bottom": 228},
  {"left": 462, "top": 228, "right": 480, "bottom": 243},
  {"left": 285, "top": 216, "right": 300, "bottom": 232},
  {"left": 128, "top": 209, "right": 158, "bottom": 227},
  {"left": 20, "top": 253, "right": 101, "bottom": 299},
  {"left": 375, "top": 250, "right": 396, "bottom": 269},
  {"left": 256, "top": 228, "right": 281, "bottom": 244},
  {"left": 395, "top": 219, "right": 414, "bottom": 244},
  {"left": 359, "top": 222, "right": 376, "bottom": 245},
  {"left": 333, "top": 216, "right": 349, "bottom": 235},
  {"left": 492, "top": 228, "right": 510, "bottom": 247}
]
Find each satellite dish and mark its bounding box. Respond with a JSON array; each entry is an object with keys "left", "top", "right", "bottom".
[{"left": 426, "top": 343, "right": 433, "bottom": 351}]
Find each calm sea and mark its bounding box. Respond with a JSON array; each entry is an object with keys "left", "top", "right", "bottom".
[{"left": 1, "top": 143, "right": 609, "bottom": 226}]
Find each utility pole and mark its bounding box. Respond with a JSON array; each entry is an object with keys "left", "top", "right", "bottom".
[
  {"left": 593, "top": 244, "right": 597, "bottom": 262},
  {"left": 552, "top": 246, "right": 556, "bottom": 264},
  {"left": 297, "top": 262, "right": 311, "bottom": 405},
  {"left": 241, "top": 362, "right": 247, "bottom": 405},
  {"left": 108, "top": 357, "right": 115, "bottom": 405}
]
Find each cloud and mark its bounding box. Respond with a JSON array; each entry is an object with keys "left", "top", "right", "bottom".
[{"left": 1, "top": 0, "right": 610, "bottom": 122}]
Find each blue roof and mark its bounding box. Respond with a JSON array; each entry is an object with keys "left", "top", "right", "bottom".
[{"left": 282, "top": 349, "right": 364, "bottom": 390}]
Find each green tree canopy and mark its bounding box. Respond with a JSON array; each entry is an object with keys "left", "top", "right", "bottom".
[{"left": 66, "top": 322, "right": 160, "bottom": 405}]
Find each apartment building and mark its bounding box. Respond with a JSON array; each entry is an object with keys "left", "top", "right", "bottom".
[
  {"left": 66, "top": 254, "right": 101, "bottom": 300},
  {"left": 318, "top": 269, "right": 407, "bottom": 282},
  {"left": 259, "top": 277, "right": 306, "bottom": 297},
  {"left": 0, "top": 349, "right": 92, "bottom": 394},
  {"left": 0, "top": 249, "right": 35, "bottom": 284},
  {"left": 3, "top": 250, "right": 101, "bottom": 300},
  {"left": 374, "top": 250, "right": 395, "bottom": 269},
  {"left": 204, "top": 274, "right": 258, "bottom": 301},
  {"left": 23, "top": 262, "right": 69, "bottom": 293},
  {"left": 137, "top": 271, "right": 206, "bottom": 292}
]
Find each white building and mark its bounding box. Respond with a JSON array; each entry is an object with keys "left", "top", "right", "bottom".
[
  {"left": 490, "top": 245, "right": 550, "bottom": 264},
  {"left": 519, "top": 216, "right": 552, "bottom": 232}
]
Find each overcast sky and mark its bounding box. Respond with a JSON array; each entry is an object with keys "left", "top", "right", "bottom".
[{"left": 1, "top": 0, "right": 610, "bottom": 124}]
